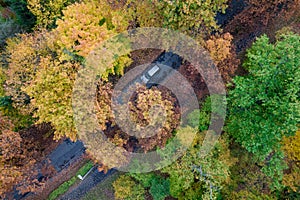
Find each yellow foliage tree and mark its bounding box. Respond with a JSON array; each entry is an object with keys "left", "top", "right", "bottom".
[
  {"left": 282, "top": 162, "right": 300, "bottom": 192},
  {"left": 113, "top": 175, "right": 145, "bottom": 200},
  {"left": 282, "top": 129, "right": 300, "bottom": 161},
  {"left": 126, "top": 0, "right": 163, "bottom": 28},
  {"left": 94, "top": 80, "right": 114, "bottom": 131},
  {"left": 282, "top": 129, "right": 300, "bottom": 192},
  {"left": 3, "top": 1, "right": 132, "bottom": 140},
  {"left": 27, "top": 0, "right": 76, "bottom": 28},
  {"left": 4, "top": 30, "right": 58, "bottom": 113},
  {"left": 152, "top": 0, "right": 228, "bottom": 38},
  {"left": 23, "top": 56, "right": 80, "bottom": 141},
  {"left": 55, "top": 0, "right": 129, "bottom": 57}
]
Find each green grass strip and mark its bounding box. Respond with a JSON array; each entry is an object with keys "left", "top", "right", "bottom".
[
  {"left": 47, "top": 161, "right": 94, "bottom": 200},
  {"left": 76, "top": 161, "right": 94, "bottom": 177}
]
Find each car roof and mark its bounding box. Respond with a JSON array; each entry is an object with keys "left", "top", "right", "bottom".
[{"left": 147, "top": 65, "right": 160, "bottom": 76}]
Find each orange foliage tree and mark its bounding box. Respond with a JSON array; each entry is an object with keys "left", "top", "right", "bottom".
[
  {"left": 205, "top": 32, "right": 240, "bottom": 83},
  {"left": 0, "top": 115, "right": 39, "bottom": 198}
]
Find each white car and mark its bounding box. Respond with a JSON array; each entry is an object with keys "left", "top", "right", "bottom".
[{"left": 140, "top": 65, "right": 160, "bottom": 84}]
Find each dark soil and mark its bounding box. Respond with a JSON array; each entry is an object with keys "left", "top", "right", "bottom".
[
  {"left": 216, "top": 0, "right": 248, "bottom": 27},
  {"left": 20, "top": 123, "right": 58, "bottom": 160},
  {"left": 223, "top": 0, "right": 300, "bottom": 56}
]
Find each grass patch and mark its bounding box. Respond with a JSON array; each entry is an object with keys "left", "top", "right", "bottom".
[
  {"left": 81, "top": 172, "right": 121, "bottom": 200},
  {"left": 76, "top": 161, "right": 94, "bottom": 177},
  {"left": 47, "top": 161, "right": 94, "bottom": 200},
  {"left": 47, "top": 177, "right": 77, "bottom": 200}
]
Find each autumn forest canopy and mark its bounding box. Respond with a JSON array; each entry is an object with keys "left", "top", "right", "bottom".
[{"left": 0, "top": 0, "right": 299, "bottom": 199}]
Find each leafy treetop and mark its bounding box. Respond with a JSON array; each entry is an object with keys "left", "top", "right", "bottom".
[{"left": 227, "top": 33, "right": 300, "bottom": 189}]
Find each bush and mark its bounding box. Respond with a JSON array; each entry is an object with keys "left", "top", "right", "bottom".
[
  {"left": 76, "top": 161, "right": 93, "bottom": 177},
  {"left": 129, "top": 173, "right": 171, "bottom": 200}
]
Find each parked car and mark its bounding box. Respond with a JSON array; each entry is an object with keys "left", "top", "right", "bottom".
[
  {"left": 140, "top": 51, "right": 182, "bottom": 88},
  {"left": 140, "top": 64, "right": 160, "bottom": 84}
]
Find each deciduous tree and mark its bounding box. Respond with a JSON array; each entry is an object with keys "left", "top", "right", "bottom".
[
  {"left": 113, "top": 175, "right": 145, "bottom": 200},
  {"left": 152, "top": 0, "right": 228, "bottom": 38},
  {"left": 283, "top": 129, "right": 300, "bottom": 161},
  {"left": 2, "top": 0, "right": 132, "bottom": 140},
  {"left": 205, "top": 33, "right": 239, "bottom": 82},
  {"left": 282, "top": 129, "right": 300, "bottom": 192},
  {"left": 126, "top": 85, "right": 180, "bottom": 152},
  {"left": 55, "top": 0, "right": 129, "bottom": 57},
  {"left": 161, "top": 127, "right": 235, "bottom": 199},
  {"left": 23, "top": 56, "right": 80, "bottom": 140},
  {"left": 27, "top": 0, "right": 77, "bottom": 29},
  {"left": 3, "top": 30, "right": 57, "bottom": 113},
  {"left": 227, "top": 33, "right": 300, "bottom": 188},
  {"left": 0, "top": 115, "right": 38, "bottom": 197},
  {"left": 126, "top": 0, "right": 163, "bottom": 28}
]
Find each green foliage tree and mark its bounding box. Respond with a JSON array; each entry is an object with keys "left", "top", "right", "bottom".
[
  {"left": 221, "top": 142, "right": 277, "bottom": 199},
  {"left": 128, "top": 172, "right": 171, "bottom": 200},
  {"left": 160, "top": 126, "right": 235, "bottom": 199},
  {"left": 227, "top": 33, "right": 300, "bottom": 189},
  {"left": 148, "top": 176, "right": 170, "bottom": 200},
  {"left": 187, "top": 94, "right": 227, "bottom": 132},
  {"left": 187, "top": 96, "right": 211, "bottom": 132}
]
